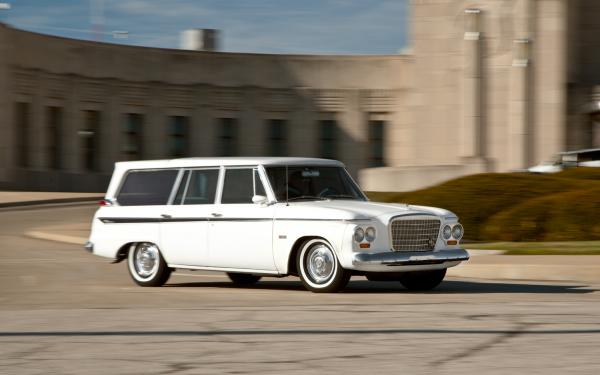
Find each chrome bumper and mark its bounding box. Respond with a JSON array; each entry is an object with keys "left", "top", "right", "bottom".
[
  {"left": 84, "top": 241, "right": 94, "bottom": 253},
  {"left": 353, "top": 248, "right": 469, "bottom": 267}
]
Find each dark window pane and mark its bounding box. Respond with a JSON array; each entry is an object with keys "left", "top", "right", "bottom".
[
  {"left": 169, "top": 116, "right": 189, "bottom": 157},
  {"left": 82, "top": 110, "right": 101, "bottom": 172},
  {"left": 218, "top": 118, "right": 237, "bottom": 156},
  {"left": 319, "top": 119, "right": 337, "bottom": 159},
  {"left": 15, "top": 102, "right": 30, "bottom": 168},
  {"left": 117, "top": 169, "right": 177, "bottom": 206},
  {"left": 221, "top": 168, "right": 261, "bottom": 204},
  {"left": 122, "top": 114, "right": 144, "bottom": 160},
  {"left": 368, "top": 120, "right": 385, "bottom": 167},
  {"left": 47, "top": 106, "right": 63, "bottom": 170},
  {"left": 268, "top": 119, "right": 287, "bottom": 156},
  {"left": 183, "top": 169, "right": 219, "bottom": 205}
]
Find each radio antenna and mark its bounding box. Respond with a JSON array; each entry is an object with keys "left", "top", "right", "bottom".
[{"left": 285, "top": 165, "right": 289, "bottom": 206}]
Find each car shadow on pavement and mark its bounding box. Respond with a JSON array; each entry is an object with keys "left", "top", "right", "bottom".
[{"left": 165, "top": 279, "right": 596, "bottom": 294}]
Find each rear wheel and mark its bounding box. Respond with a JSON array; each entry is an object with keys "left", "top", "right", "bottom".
[
  {"left": 297, "top": 239, "right": 350, "bottom": 293},
  {"left": 127, "top": 242, "right": 171, "bottom": 287},
  {"left": 227, "top": 273, "right": 262, "bottom": 285},
  {"left": 398, "top": 269, "right": 446, "bottom": 291}
]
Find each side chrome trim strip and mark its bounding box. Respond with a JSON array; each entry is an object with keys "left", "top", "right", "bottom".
[
  {"left": 99, "top": 217, "right": 368, "bottom": 224},
  {"left": 168, "top": 264, "right": 280, "bottom": 275},
  {"left": 98, "top": 217, "right": 273, "bottom": 224}
]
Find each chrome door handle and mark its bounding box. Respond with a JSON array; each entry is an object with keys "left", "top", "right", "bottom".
[
  {"left": 211, "top": 213, "right": 222, "bottom": 217},
  {"left": 161, "top": 214, "right": 172, "bottom": 219}
]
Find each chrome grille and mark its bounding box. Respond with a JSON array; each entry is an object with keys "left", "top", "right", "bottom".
[{"left": 390, "top": 217, "right": 441, "bottom": 252}]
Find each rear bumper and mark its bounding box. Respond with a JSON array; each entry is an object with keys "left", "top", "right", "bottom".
[
  {"left": 352, "top": 248, "right": 469, "bottom": 272},
  {"left": 84, "top": 241, "right": 94, "bottom": 253}
]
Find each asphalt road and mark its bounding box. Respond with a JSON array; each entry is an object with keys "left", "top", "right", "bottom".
[{"left": 1, "top": 204, "right": 599, "bottom": 374}]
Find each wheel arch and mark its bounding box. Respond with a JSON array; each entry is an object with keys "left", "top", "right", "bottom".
[{"left": 286, "top": 235, "right": 342, "bottom": 276}]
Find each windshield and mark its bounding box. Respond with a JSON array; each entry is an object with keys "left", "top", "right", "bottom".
[{"left": 265, "top": 166, "right": 366, "bottom": 202}]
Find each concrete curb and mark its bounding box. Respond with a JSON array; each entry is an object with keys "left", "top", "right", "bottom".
[
  {"left": 447, "top": 264, "right": 600, "bottom": 285},
  {"left": 0, "top": 196, "right": 102, "bottom": 209}
]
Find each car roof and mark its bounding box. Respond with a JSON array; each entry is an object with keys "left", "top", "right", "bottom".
[{"left": 114, "top": 157, "right": 345, "bottom": 170}]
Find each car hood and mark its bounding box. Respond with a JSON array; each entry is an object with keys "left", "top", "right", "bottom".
[{"left": 277, "top": 200, "right": 456, "bottom": 221}]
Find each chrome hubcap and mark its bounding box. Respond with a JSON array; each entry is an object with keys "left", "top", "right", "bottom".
[
  {"left": 134, "top": 243, "right": 159, "bottom": 278},
  {"left": 306, "top": 245, "right": 335, "bottom": 283}
]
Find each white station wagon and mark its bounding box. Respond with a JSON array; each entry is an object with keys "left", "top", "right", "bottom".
[{"left": 86, "top": 157, "right": 468, "bottom": 292}]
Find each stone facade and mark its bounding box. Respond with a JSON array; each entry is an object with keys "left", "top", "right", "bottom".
[{"left": 0, "top": 0, "right": 599, "bottom": 192}]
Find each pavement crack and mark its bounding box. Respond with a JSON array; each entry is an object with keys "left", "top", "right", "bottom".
[{"left": 430, "top": 322, "right": 536, "bottom": 368}]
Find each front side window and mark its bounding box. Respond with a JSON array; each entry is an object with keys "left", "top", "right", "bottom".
[
  {"left": 173, "top": 169, "right": 219, "bottom": 205},
  {"left": 117, "top": 169, "right": 178, "bottom": 206},
  {"left": 265, "top": 166, "right": 365, "bottom": 202},
  {"left": 221, "top": 168, "right": 266, "bottom": 204}
]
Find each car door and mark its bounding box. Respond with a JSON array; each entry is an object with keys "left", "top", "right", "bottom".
[
  {"left": 159, "top": 167, "right": 221, "bottom": 266},
  {"left": 208, "top": 166, "right": 276, "bottom": 271}
]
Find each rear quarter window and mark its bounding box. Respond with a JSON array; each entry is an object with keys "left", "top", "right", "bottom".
[{"left": 117, "top": 169, "right": 178, "bottom": 206}]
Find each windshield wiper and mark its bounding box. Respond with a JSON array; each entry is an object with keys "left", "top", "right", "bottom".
[
  {"left": 324, "top": 194, "right": 359, "bottom": 200},
  {"left": 287, "top": 195, "right": 328, "bottom": 202}
]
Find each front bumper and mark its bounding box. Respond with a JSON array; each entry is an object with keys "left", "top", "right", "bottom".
[{"left": 352, "top": 248, "right": 469, "bottom": 272}]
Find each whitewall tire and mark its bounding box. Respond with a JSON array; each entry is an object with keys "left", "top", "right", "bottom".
[
  {"left": 127, "top": 242, "right": 172, "bottom": 287},
  {"left": 297, "top": 239, "right": 350, "bottom": 293}
]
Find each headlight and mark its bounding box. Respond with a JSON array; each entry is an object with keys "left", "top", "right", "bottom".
[
  {"left": 452, "top": 224, "right": 464, "bottom": 240},
  {"left": 442, "top": 224, "right": 452, "bottom": 240},
  {"left": 353, "top": 227, "right": 365, "bottom": 242},
  {"left": 365, "top": 227, "right": 376, "bottom": 242}
]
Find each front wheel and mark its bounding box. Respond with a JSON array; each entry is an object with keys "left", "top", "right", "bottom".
[
  {"left": 398, "top": 269, "right": 446, "bottom": 291},
  {"left": 297, "top": 239, "right": 350, "bottom": 293},
  {"left": 127, "top": 242, "right": 172, "bottom": 287}
]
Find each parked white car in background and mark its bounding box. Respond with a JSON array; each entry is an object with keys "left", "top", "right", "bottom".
[{"left": 86, "top": 157, "right": 468, "bottom": 293}]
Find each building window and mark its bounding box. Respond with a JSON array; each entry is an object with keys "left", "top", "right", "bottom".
[
  {"left": 47, "top": 106, "right": 63, "bottom": 170},
  {"left": 218, "top": 118, "right": 237, "bottom": 156},
  {"left": 81, "top": 110, "right": 101, "bottom": 172},
  {"left": 268, "top": 119, "right": 287, "bottom": 156},
  {"left": 122, "top": 113, "right": 143, "bottom": 160},
  {"left": 169, "top": 116, "right": 189, "bottom": 158},
  {"left": 319, "top": 119, "right": 337, "bottom": 159},
  {"left": 368, "top": 120, "right": 385, "bottom": 167},
  {"left": 14, "top": 102, "right": 30, "bottom": 168}
]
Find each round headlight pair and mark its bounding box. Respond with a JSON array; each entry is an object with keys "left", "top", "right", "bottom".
[
  {"left": 442, "top": 224, "right": 464, "bottom": 240},
  {"left": 452, "top": 224, "right": 464, "bottom": 240},
  {"left": 354, "top": 227, "right": 376, "bottom": 243}
]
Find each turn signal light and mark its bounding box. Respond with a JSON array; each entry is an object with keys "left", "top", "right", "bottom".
[
  {"left": 446, "top": 240, "right": 458, "bottom": 245},
  {"left": 359, "top": 243, "right": 370, "bottom": 249}
]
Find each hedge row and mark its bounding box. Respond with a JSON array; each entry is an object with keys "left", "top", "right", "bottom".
[{"left": 366, "top": 168, "right": 600, "bottom": 241}]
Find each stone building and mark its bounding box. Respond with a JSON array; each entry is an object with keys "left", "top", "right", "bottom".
[{"left": 0, "top": 0, "right": 599, "bottom": 192}]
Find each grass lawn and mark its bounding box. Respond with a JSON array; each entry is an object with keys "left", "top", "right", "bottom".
[{"left": 468, "top": 241, "right": 600, "bottom": 255}]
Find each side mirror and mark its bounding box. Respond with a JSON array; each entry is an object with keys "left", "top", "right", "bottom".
[{"left": 252, "top": 195, "right": 268, "bottom": 205}]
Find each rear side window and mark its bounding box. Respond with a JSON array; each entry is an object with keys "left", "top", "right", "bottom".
[
  {"left": 172, "top": 169, "right": 219, "bottom": 205},
  {"left": 221, "top": 168, "right": 265, "bottom": 204},
  {"left": 117, "top": 169, "right": 178, "bottom": 206}
]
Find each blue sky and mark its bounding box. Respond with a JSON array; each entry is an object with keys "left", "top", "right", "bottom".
[{"left": 0, "top": 0, "right": 409, "bottom": 54}]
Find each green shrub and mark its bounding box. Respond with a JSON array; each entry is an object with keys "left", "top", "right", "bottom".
[
  {"left": 366, "top": 171, "right": 600, "bottom": 241},
  {"left": 481, "top": 188, "right": 600, "bottom": 241}
]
